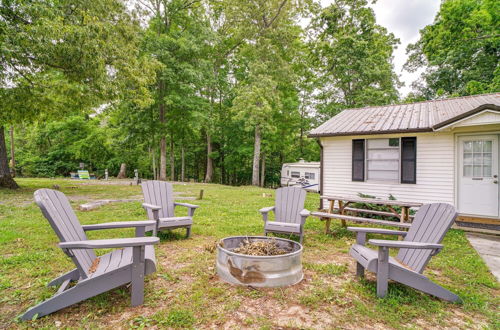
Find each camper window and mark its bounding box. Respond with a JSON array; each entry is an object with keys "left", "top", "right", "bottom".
[
  {"left": 291, "top": 171, "right": 300, "bottom": 178},
  {"left": 305, "top": 172, "right": 315, "bottom": 180}
]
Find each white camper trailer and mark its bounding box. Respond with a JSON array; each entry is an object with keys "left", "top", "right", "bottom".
[{"left": 281, "top": 159, "right": 320, "bottom": 192}]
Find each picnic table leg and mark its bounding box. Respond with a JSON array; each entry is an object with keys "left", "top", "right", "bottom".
[
  {"left": 325, "top": 200, "right": 335, "bottom": 234},
  {"left": 339, "top": 200, "right": 346, "bottom": 227},
  {"left": 400, "top": 206, "right": 407, "bottom": 223}
]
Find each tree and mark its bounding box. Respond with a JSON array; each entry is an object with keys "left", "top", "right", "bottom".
[
  {"left": 0, "top": 0, "right": 157, "bottom": 188},
  {"left": 310, "top": 0, "right": 400, "bottom": 119},
  {"left": 405, "top": 0, "right": 499, "bottom": 98},
  {"left": 140, "top": 0, "right": 212, "bottom": 181}
]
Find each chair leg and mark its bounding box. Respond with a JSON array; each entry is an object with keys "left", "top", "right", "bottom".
[
  {"left": 47, "top": 269, "right": 80, "bottom": 287},
  {"left": 356, "top": 262, "right": 365, "bottom": 278},
  {"left": 391, "top": 267, "right": 461, "bottom": 302},
  {"left": 22, "top": 273, "right": 128, "bottom": 320},
  {"left": 186, "top": 226, "right": 191, "bottom": 238},
  {"left": 131, "top": 246, "right": 145, "bottom": 306},
  {"left": 299, "top": 234, "right": 304, "bottom": 245},
  {"left": 377, "top": 247, "right": 389, "bottom": 298}
]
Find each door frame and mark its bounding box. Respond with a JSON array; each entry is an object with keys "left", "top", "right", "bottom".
[{"left": 455, "top": 132, "right": 500, "bottom": 218}]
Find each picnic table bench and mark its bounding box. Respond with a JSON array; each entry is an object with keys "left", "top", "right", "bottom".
[{"left": 312, "top": 195, "right": 422, "bottom": 234}]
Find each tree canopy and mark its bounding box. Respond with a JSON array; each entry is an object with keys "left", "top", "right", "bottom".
[
  {"left": 3, "top": 0, "right": 495, "bottom": 189},
  {"left": 405, "top": 0, "right": 499, "bottom": 98}
]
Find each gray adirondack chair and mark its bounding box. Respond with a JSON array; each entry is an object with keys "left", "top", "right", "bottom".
[
  {"left": 260, "top": 186, "right": 310, "bottom": 244},
  {"left": 348, "top": 203, "right": 460, "bottom": 302},
  {"left": 22, "top": 189, "right": 159, "bottom": 320},
  {"left": 141, "top": 180, "right": 199, "bottom": 237}
]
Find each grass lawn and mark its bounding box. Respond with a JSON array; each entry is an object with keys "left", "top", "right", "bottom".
[{"left": 0, "top": 178, "right": 498, "bottom": 329}]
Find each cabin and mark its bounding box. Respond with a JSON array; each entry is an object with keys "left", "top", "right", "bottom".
[
  {"left": 309, "top": 93, "right": 500, "bottom": 231},
  {"left": 281, "top": 159, "right": 320, "bottom": 192}
]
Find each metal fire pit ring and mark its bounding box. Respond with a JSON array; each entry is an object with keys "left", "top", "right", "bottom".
[{"left": 216, "top": 236, "right": 303, "bottom": 287}]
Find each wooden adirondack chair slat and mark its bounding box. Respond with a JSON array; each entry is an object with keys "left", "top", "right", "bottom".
[
  {"left": 22, "top": 189, "right": 159, "bottom": 320},
  {"left": 348, "top": 203, "right": 460, "bottom": 302},
  {"left": 141, "top": 181, "right": 199, "bottom": 237},
  {"left": 260, "top": 187, "right": 310, "bottom": 244},
  {"left": 37, "top": 189, "right": 96, "bottom": 275}
]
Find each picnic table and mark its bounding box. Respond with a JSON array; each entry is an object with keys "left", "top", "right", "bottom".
[{"left": 312, "top": 195, "right": 422, "bottom": 234}]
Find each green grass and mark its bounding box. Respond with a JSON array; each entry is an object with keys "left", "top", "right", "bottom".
[{"left": 0, "top": 178, "right": 498, "bottom": 328}]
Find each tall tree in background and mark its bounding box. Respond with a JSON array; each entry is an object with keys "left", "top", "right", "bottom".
[
  {"left": 230, "top": 0, "right": 305, "bottom": 186},
  {"left": 141, "top": 0, "right": 211, "bottom": 181},
  {"left": 310, "top": 0, "right": 400, "bottom": 119},
  {"left": 0, "top": 0, "right": 157, "bottom": 188},
  {"left": 405, "top": 0, "right": 499, "bottom": 98}
]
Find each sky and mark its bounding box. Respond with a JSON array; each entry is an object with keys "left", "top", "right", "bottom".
[{"left": 321, "top": 0, "right": 441, "bottom": 96}]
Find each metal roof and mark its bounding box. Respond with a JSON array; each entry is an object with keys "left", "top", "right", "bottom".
[{"left": 309, "top": 93, "right": 500, "bottom": 137}]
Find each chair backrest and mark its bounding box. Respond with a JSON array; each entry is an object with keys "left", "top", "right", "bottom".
[
  {"left": 398, "top": 203, "right": 457, "bottom": 273},
  {"left": 141, "top": 180, "right": 175, "bottom": 219},
  {"left": 34, "top": 189, "right": 96, "bottom": 278},
  {"left": 274, "top": 187, "right": 307, "bottom": 223}
]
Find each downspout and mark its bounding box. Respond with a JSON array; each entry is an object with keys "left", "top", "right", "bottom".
[{"left": 316, "top": 138, "right": 324, "bottom": 210}]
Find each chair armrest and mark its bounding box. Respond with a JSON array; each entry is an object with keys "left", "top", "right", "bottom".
[
  {"left": 82, "top": 221, "right": 156, "bottom": 231},
  {"left": 59, "top": 237, "right": 159, "bottom": 249},
  {"left": 368, "top": 239, "right": 443, "bottom": 250},
  {"left": 142, "top": 203, "right": 161, "bottom": 211},
  {"left": 349, "top": 227, "right": 408, "bottom": 245},
  {"left": 299, "top": 209, "right": 311, "bottom": 217},
  {"left": 347, "top": 227, "right": 408, "bottom": 236},
  {"left": 259, "top": 206, "right": 275, "bottom": 222},
  {"left": 174, "top": 202, "right": 199, "bottom": 217},
  {"left": 259, "top": 206, "right": 275, "bottom": 214},
  {"left": 174, "top": 202, "right": 199, "bottom": 209}
]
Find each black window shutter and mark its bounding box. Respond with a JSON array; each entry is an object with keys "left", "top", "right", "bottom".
[
  {"left": 352, "top": 139, "right": 365, "bottom": 181},
  {"left": 401, "top": 137, "right": 417, "bottom": 184}
]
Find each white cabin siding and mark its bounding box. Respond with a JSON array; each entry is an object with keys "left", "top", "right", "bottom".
[{"left": 320, "top": 132, "right": 456, "bottom": 205}]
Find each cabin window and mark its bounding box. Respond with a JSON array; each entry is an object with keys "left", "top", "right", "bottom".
[
  {"left": 352, "top": 139, "right": 365, "bottom": 181},
  {"left": 291, "top": 171, "right": 300, "bottom": 178},
  {"left": 305, "top": 172, "right": 315, "bottom": 180},
  {"left": 366, "top": 139, "right": 400, "bottom": 182},
  {"left": 401, "top": 137, "right": 417, "bottom": 183},
  {"left": 352, "top": 137, "right": 417, "bottom": 184}
]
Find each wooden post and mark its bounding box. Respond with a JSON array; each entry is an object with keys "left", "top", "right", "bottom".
[
  {"left": 339, "top": 200, "right": 346, "bottom": 227},
  {"left": 325, "top": 200, "right": 334, "bottom": 234}
]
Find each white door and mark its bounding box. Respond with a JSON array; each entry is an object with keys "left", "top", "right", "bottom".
[{"left": 458, "top": 135, "right": 499, "bottom": 217}]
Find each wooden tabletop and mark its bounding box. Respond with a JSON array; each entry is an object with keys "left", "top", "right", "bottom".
[{"left": 320, "top": 195, "right": 422, "bottom": 208}]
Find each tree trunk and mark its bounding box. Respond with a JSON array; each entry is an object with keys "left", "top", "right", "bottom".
[
  {"left": 170, "top": 136, "right": 175, "bottom": 181},
  {"left": 159, "top": 106, "right": 167, "bottom": 181},
  {"left": 151, "top": 146, "right": 157, "bottom": 180},
  {"left": 204, "top": 132, "right": 213, "bottom": 182},
  {"left": 0, "top": 126, "right": 19, "bottom": 189},
  {"left": 117, "top": 163, "right": 127, "bottom": 179},
  {"left": 252, "top": 125, "right": 261, "bottom": 186},
  {"left": 260, "top": 153, "right": 265, "bottom": 187},
  {"left": 181, "top": 145, "right": 185, "bottom": 182},
  {"left": 9, "top": 126, "right": 15, "bottom": 177}
]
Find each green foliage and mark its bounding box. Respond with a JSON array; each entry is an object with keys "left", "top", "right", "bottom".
[
  {"left": 405, "top": 0, "right": 500, "bottom": 98},
  {"left": 310, "top": 0, "right": 401, "bottom": 119}
]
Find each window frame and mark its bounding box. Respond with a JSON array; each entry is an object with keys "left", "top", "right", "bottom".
[
  {"left": 352, "top": 137, "right": 417, "bottom": 184},
  {"left": 304, "top": 172, "right": 315, "bottom": 180},
  {"left": 365, "top": 138, "right": 401, "bottom": 183},
  {"left": 291, "top": 171, "right": 300, "bottom": 178}
]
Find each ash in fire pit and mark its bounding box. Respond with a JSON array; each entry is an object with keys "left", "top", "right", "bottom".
[
  {"left": 217, "top": 236, "right": 303, "bottom": 287},
  {"left": 232, "top": 238, "right": 290, "bottom": 256}
]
